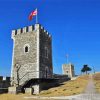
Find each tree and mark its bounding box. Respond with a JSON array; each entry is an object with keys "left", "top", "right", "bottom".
[
  {"left": 14, "top": 63, "right": 21, "bottom": 86},
  {"left": 81, "top": 65, "right": 92, "bottom": 74},
  {"left": 81, "top": 68, "right": 85, "bottom": 74}
]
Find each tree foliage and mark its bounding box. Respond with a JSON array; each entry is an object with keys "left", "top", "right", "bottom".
[{"left": 81, "top": 64, "right": 92, "bottom": 74}]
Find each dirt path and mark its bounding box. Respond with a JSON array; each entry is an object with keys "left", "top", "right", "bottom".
[
  {"left": 24, "top": 75, "right": 100, "bottom": 100},
  {"left": 74, "top": 74, "right": 100, "bottom": 100}
]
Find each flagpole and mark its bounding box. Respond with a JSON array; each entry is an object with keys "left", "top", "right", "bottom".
[{"left": 36, "top": 8, "right": 38, "bottom": 24}]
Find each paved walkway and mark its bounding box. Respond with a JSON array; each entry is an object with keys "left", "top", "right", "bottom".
[{"left": 24, "top": 75, "right": 100, "bottom": 100}]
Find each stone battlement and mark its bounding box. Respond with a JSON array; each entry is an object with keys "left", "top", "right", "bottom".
[
  {"left": 12, "top": 24, "right": 51, "bottom": 38},
  {"left": 0, "top": 76, "right": 10, "bottom": 94},
  {"left": 0, "top": 76, "right": 10, "bottom": 82}
]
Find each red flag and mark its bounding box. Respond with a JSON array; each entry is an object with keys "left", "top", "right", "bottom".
[{"left": 29, "top": 9, "right": 37, "bottom": 20}]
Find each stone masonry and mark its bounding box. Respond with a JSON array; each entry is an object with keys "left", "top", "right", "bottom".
[
  {"left": 11, "top": 24, "right": 53, "bottom": 87},
  {"left": 62, "top": 63, "right": 75, "bottom": 78}
]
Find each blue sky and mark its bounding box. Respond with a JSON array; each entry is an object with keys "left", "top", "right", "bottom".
[{"left": 0, "top": 0, "right": 100, "bottom": 76}]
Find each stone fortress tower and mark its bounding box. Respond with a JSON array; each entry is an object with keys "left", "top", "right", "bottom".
[
  {"left": 11, "top": 24, "right": 53, "bottom": 93},
  {"left": 62, "top": 63, "right": 75, "bottom": 78}
]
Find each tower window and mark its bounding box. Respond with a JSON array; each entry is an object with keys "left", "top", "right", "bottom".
[
  {"left": 24, "top": 44, "right": 30, "bottom": 53},
  {"left": 45, "top": 67, "right": 49, "bottom": 78},
  {"left": 66, "top": 71, "right": 69, "bottom": 73},
  {"left": 25, "top": 46, "right": 28, "bottom": 52}
]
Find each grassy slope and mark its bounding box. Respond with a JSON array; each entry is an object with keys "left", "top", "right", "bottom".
[
  {"left": 93, "top": 73, "right": 100, "bottom": 93},
  {"left": 0, "top": 75, "right": 89, "bottom": 100},
  {"left": 38, "top": 75, "right": 89, "bottom": 96}
]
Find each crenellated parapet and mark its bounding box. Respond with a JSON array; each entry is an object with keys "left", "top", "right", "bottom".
[
  {"left": 11, "top": 25, "right": 35, "bottom": 38},
  {"left": 11, "top": 24, "right": 52, "bottom": 39},
  {"left": 40, "top": 25, "right": 52, "bottom": 39},
  {"left": 0, "top": 76, "right": 10, "bottom": 82}
]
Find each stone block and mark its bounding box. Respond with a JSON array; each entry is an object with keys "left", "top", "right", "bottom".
[
  {"left": 32, "top": 85, "right": 40, "bottom": 94},
  {"left": 25, "top": 88, "right": 33, "bottom": 95},
  {"left": 8, "top": 87, "right": 18, "bottom": 94}
]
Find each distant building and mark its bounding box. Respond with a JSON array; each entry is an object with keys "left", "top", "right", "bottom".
[{"left": 62, "top": 63, "right": 75, "bottom": 78}]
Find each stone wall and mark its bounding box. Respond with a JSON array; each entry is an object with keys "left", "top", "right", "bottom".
[
  {"left": 39, "top": 26, "right": 52, "bottom": 78},
  {"left": 53, "top": 74, "right": 70, "bottom": 83},
  {"left": 11, "top": 25, "right": 38, "bottom": 86},
  {"left": 0, "top": 76, "right": 10, "bottom": 93}
]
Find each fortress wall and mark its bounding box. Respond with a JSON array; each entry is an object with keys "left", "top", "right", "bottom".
[{"left": 0, "top": 76, "right": 10, "bottom": 93}]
